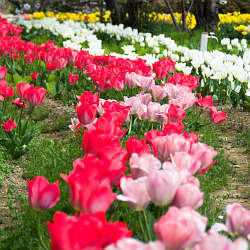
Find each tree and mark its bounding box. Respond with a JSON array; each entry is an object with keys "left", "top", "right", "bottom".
[{"left": 193, "top": 0, "right": 219, "bottom": 30}]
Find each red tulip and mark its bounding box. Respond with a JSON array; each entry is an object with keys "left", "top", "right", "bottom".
[
  {"left": 0, "top": 80, "right": 14, "bottom": 99},
  {"left": 196, "top": 93, "right": 213, "bottom": 108},
  {"left": 24, "top": 85, "right": 47, "bottom": 106},
  {"left": 210, "top": 107, "right": 227, "bottom": 124},
  {"left": 46, "top": 61, "right": 57, "bottom": 71},
  {"left": 167, "top": 104, "right": 186, "bottom": 123},
  {"left": 27, "top": 176, "right": 60, "bottom": 211},
  {"left": 0, "top": 65, "right": 7, "bottom": 79},
  {"left": 77, "top": 91, "right": 99, "bottom": 106},
  {"left": 68, "top": 73, "right": 79, "bottom": 84},
  {"left": 47, "top": 211, "right": 132, "bottom": 250},
  {"left": 61, "top": 163, "right": 116, "bottom": 213},
  {"left": 77, "top": 103, "right": 97, "bottom": 125},
  {"left": 1, "top": 120, "right": 17, "bottom": 132},
  {"left": 31, "top": 72, "right": 39, "bottom": 81},
  {"left": 125, "top": 137, "right": 151, "bottom": 157},
  {"left": 17, "top": 82, "right": 31, "bottom": 99}
]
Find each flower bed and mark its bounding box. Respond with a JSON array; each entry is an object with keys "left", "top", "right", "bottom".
[{"left": 0, "top": 14, "right": 249, "bottom": 250}]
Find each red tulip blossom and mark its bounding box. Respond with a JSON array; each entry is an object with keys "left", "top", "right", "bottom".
[
  {"left": 125, "top": 137, "right": 151, "bottom": 157},
  {"left": 167, "top": 104, "right": 186, "bottom": 123},
  {"left": 46, "top": 61, "right": 57, "bottom": 71},
  {"left": 168, "top": 73, "right": 199, "bottom": 91},
  {"left": 77, "top": 91, "right": 99, "bottom": 106},
  {"left": 31, "top": 72, "right": 39, "bottom": 81},
  {"left": 27, "top": 176, "right": 60, "bottom": 211},
  {"left": 195, "top": 93, "right": 213, "bottom": 108},
  {"left": 61, "top": 162, "right": 116, "bottom": 213},
  {"left": 17, "top": 82, "right": 32, "bottom": 99},
  {"left": 68, "top": 73, "right": 79, "bottom": 84},
  {"left": 47, "top": 211, "right": 132, "bottom": 250},
  {"left": 24, "top": 85, "right": 47, "bottom": 106},
  {"left": 0, "top": 65, "right": 7, "bottom": 79},
  {"left": 1, "top": 120, "right": 17, "bottom": 132},
  {"left": 210, "top": 107, "right": 227, "bottom": 124},
  {"left": 153, "top": 57, "right": 175, "bottom": 80},
  {"left": 0, "top": 80, "right": 15, "bottom": 100},
  {"left": 11, "top": 98, "right": 26, "bottom": 109},
  {"left": 77, "top": 103, "right": 97, "bottom": 125}
]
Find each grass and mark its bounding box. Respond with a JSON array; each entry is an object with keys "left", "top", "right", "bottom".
[{"left": 232, "top": 128, "right": 250, "bottom": 153}]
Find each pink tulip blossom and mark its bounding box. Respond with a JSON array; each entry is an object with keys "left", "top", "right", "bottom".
[{"left": 117, "top": 176, "right": 151, "bottom": 211}]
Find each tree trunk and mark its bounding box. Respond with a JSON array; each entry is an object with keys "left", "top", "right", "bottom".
[
  {"left": 181, "top": 0, "right": 187, "bottom": 31},
  {"left": 194, "top": 0, "right": 219, "bottom": 30},
  {"left": 164, "top": 0, "right": 181, "bottom": 32}
]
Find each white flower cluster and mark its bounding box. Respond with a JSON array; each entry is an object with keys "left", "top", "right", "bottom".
[
  {"left": 221, "top": 38, "right": 248, "bottom": 51},
  {"left": 13, "top": 17, "right": 104, "bottom": 55}
]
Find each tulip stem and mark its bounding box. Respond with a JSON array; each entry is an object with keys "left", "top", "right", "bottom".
[
  {"left": 128, "top": 115, "right": 133, "bottom": 135},
  {"left": 143, "top": 210, "right": 152, "bottom": 241},
  {"left": 37, "top": 216, "right": 49, "bottom": 250},
  {"left": 138, "top": 211, "right": 147, "bottom": 242}
]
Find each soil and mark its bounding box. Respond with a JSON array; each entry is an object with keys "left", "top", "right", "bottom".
[
  {"left": 212, "top": 104, "right": 250, "bottom": 209},
  {"left": 0, "top": 100, "right": 249, "bottom": 228}
]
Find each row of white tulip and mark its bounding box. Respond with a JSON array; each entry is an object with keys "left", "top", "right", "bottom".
[{"left": 6, "top": 15, "right": 250, "bottom": 97}]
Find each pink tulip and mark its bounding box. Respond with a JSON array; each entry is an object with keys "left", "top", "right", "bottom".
[
  {"left": 146, "top": 169, "right": 180, "bottom": 206},
  {"left": 130, "top": 153, "right": 161, "bottom": 179},
  {"left": 105, "top": 238, "right": 165, "bottom": 250},
  {"left": 154, "top": 206, "right": 207, "bottom": 249},
  {"left": 196, "top": 93, "right": 213, "bottom": 108},
  {"left": 152, "top": 134, "right": 191, "bottom": 162},
  {"left": 152, "top": 85, "right": 167, "bottom": 101},
  {"left": 172, "top": 152, "right": 201, "bottom": 175},
  {"left": 31, "top": 72, "right": 39, "bottom": 81},
  {"left": 117, "top": 176, "right": 150, "bottom": 211},
  {"left": 190, "top": 143, "right": 217, "bottom": 173},
  {"left": 193, "top": 233, "right": 248, "bottom": 250},
  {"left": 27, "top": 176, "right": 60, "bottom": 211},
  {"left": 125, "top": 72, "right": 155, "bottom": 91},
  {"left": 226, "top": 203, "right": 250, "bottom": 239},
  {"left": 173, "top": 183, "right": 204, "bottom": 209}
]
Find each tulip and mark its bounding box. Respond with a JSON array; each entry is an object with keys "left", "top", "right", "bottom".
[
  {"left": 210, "top": 107, "right": 227, "bottom": 124},
  {"left": 17, "top": 82, "right": 31, "bottom": 99},
  {"left": 172, "top": 152, "right": 201, "bottom": 175},
  {"left": 196, "top": 93, "right": 213, "bottom": 108},
  {"left": 27, "top": 176, "right": 60, "bottom": 211},
  {"left": 173, "top": 183, "right": 204, "bottom": 209},
  {"left": 193, "top": 233, "right": 248, "bottom": 250},
  {"left": 68, "top": 73, "right": 79, "bottom": 84},
  {"left": 154, "top": 207, "right": 207, "bottom": 249},
  {"left": 0, "top": 65, "right": 7, "bottom": 79},
  {"left": 77, "top": 91, "right": 99, "bottom": 106},
  {"left": 31, "top": 72, "right": 39, "bottom": 81},
  {"left": 0, "top": 80, "right": 15, "bottom": 99},
  {"left": 130, "top": 153, "right": 161, "bottom": 179},
  {"left": 47, "top": 211, "right": 132, "bottom": 250},
  {"left": 24, "top": 85, "right": 47, "bottom": 106},
  {"left": 117, "top": 176, "right": 151, "bottom": 211},
  {"left": 152, "top": 133, "right": 191, "bottom": 162},
  {"left": 126, "top": 137, "right": 151, "bottom": 157},
  {"left": 190, "top": 143, "right": 217, "bottom": 173},
  {"left": 226, "top": 203, "right": 250, "bottom": 239},
  {"left": 167, "top": 104, "right": 186, "bottom": 122},
  {"left": 152, "top": 85, "right": 167, "bottom": 101},
  {"left": 146, "top": 169, "right": 180, "bottom": 206},
  {"left": 1, "top": 120, "right": 17, "bottom": 132},
  {"left": 46, "top": 61, "right": 57, "bottom": 71},
  {"left": 77, "top": 103, "right": 97, "bottom": 125},
  {"left": 105, "top": 238, "right": 165, "bottom": 250}
]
